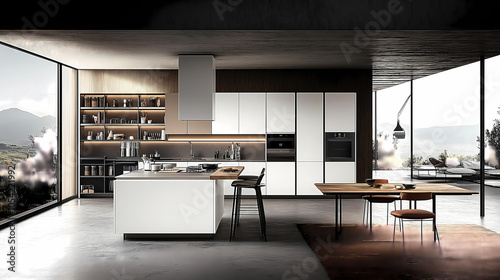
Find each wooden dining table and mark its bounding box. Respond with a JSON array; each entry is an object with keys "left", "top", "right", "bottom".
[{"left": 314, "top": 183, "right": 478, "bottom": 240}]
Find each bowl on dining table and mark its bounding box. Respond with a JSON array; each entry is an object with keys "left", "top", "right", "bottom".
[
  {"left": 402, "top": 183, "right": 416, "bottom": 189},
  {"left": 365, "top": 179, "right": 388, "bottom": 188}
]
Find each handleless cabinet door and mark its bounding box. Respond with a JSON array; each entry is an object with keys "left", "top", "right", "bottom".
[
  {"left": 267, "top": 92, "right": 295, "bottom": 133},
  {"left": 325, "top": 162, "right": 356, "bottom": 183},
  {"left": 325, "top": 92, "right": 356, "bottom": 132},
  {"left": 213, "top": 92, "right": 238, "bottom": 134},
  {"left": 266, "top": 162, "right": 295, "bottom": 195},
  {"left": 239, "top": 93, "right": 266, "bottom": 134},
  {"left": 297, "top": 161, "right": 323, "bottom": 195},
  {"left": 297, "top": 92, "right": 324, "bottom": 161}
]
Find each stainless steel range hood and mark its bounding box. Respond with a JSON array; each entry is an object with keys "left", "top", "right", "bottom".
[{"left": 178, "top": 55, "right": 215, "bottom": 121}]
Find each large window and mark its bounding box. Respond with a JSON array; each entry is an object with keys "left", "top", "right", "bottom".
[
  {"left": 375, "top": 61, "right": 481, "bottom": 182},
  {"left": 0, "top": 45, "right": 59, "bottom": 221},
  {"left": 413, "top": 62, "right": 480, "bottom": 172},
  {"left": 484, "top": 55, "right": 500, "bottom": 186}
]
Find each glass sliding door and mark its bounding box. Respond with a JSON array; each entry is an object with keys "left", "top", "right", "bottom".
[
  {"left": 413, "top": 62, "right": 480, "bottom": 181},
  {"left": 374, "top": 82, "right": 412, "bottom": 181},
  {"left": 0, "top": 44, "right": 59, "bottom": 221},
  {"left": 484, "top": 55, "right": 500, "bottom": 187}
]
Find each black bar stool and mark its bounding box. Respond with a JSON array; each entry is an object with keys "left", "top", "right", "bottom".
[{"left": 229, "top": 168, "right": 266, "bottom": 241}]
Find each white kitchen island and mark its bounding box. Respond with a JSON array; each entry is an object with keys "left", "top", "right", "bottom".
[{"left": 114, "top": 167, "right": 242, "bottom": 238}]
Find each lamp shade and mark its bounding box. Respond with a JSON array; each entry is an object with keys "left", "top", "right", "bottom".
[{"left": 393, "top": 120, "right": 405, "bottom": 139}]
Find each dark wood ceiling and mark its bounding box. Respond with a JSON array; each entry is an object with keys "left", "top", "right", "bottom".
[{"left": 1, "top": 30, "right": 500, "bottom": 91}]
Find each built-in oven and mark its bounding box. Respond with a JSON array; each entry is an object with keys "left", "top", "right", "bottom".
[
  {"left": 325, "top": 132, "right": 355, "bottom": 162},
  {"left": 267, "top": 134, "right": 295, "bottom": 161}
]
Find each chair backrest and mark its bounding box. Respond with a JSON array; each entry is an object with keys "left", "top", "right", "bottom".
[
  {"left": 429, "top": 157, "right": 446, "bottom": 167},
  {"left": 256, "top": 168, "right": 266, "bottom": 185},
  {"left": 400, "top": 192, "right": 432, "bottom": 201}
]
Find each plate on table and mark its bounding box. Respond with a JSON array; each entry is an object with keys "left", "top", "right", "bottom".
[{"left": 402, "top": 184, "right": 416, "bottom": 189}]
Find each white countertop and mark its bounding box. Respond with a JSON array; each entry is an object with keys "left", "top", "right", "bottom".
[{"left": 115, "top": 169, "right": 212, "bottom": 180}]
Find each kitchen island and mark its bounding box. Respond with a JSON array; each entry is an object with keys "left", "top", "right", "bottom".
[{"left": 114, "top": 167, "right": 243, "bottom": 238}]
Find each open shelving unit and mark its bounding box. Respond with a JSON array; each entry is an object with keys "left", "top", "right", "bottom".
[{"left": 79, "top": 93, "right": 165, "bottom": 196}]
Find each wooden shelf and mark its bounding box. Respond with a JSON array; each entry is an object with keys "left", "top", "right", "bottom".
[
  {"left": 105, "top": 107, "right": 139, "bottom": 110},
  {"left": 138, "top": 107, "right": 165, "bottom": 110}
]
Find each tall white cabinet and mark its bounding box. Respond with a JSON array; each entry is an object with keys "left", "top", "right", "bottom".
[
  {"left": 265, "top": 92, "right": 296, "bottom": 195},
  {"left": 267, "top": 92, "right": 295, "bottom": 133},
  {"left": 297, "top": 92, "right": 324, "bottom": 195},
  {"left": 324, "top": 92, "right": 357, "bottom": 183}
]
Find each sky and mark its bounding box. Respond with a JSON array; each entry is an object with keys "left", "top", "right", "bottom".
[
  {"left": 377, "top": 54, "right": 500, "bottom": 130},
  {"left": 0, "top": 44, "right": 57, "bottom": 117}
]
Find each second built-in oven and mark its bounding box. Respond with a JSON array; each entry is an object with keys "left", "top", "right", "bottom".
[{"left": 325, "top": 132, "right": 355, "bottom": 162}]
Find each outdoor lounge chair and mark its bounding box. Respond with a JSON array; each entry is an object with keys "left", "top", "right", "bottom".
[{"left": 428, "top": 157, "right": 480, "bottom": 179}]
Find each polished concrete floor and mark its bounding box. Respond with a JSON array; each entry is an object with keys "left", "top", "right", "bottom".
[{"left": 0, "top": 180, "right": 498, "bottom": 280}]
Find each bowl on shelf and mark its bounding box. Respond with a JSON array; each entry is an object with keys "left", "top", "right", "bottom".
[
  {"left": 402, "top": 184, "right": 416, "bottom": 189},
  {"left": 365, "top": 179, "right": 388, "bottom": 188}
]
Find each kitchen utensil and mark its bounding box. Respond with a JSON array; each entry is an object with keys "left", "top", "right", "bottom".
[
  {"left": 141, "top": 154, "right": 151, "bottom": 171},
  {"left": 201, "top": 163, "right": 219, "bottom": 170},
  {"left": 161, "top": 163, "right": 177, "bottom": 170},
  {"left": 154, "top": 150, "right": 160, "bottom": 159},
  {"left": 113, "top": 134, "right": 124, "bottom": 140},
  {"left": 151, "top": 164, "right": 161, "bottom": 171}
]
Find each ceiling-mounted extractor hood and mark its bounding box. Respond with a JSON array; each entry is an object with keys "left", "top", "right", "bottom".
[{"left": 178, "top": 55, "right": 215, "bottom": 121}]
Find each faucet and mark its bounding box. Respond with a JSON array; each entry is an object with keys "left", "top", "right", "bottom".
[{"left": 189, "top": 141, "right": 194, "bottom": 160}]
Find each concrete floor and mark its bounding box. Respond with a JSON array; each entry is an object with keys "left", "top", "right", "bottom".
[{"left": 0, "top": 180, "right": 498, "bottom": 280}]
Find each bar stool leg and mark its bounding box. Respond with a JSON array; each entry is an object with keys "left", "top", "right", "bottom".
[
  {"left": 255, "top": 187, "right": 267, "bottom": 241},
  {"left": 230, "top": 186, "right": 238, "bottom": 241},
  {"left": 235, "top": 187, "right": 242, "bottom": 226}
]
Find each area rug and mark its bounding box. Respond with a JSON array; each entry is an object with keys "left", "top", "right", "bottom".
[{"left": 297, "top": 223, "right": 500, "bottom": 280}]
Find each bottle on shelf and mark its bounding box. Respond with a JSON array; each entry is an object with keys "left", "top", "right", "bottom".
[{"left": 235, "top": 143, "right": 241, "bottom": 160}]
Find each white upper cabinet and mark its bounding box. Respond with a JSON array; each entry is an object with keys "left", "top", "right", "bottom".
[
  {"left": 212, "top": 92, "right": 239, "bottom": 134},
  {"left": 325, "top": 92, "right": 356, "bottom": 132},
  {"left": 297, "top": 92, "right": 324, "bottom": 161},
  {"left": 267, "top": 92, "right": 295, "bottom": 133},
  {"left": 239, "top": 93, "right": 266, "bottom": 134}
]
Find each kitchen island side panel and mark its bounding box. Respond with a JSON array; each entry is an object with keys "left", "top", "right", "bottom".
[{"left": 114, "top": 179, "right": 217, "bottom": 234}]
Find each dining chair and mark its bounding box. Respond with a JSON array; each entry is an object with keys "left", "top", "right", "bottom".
[
  {"left": 390, "top": 192, "right": 439, "bottom": 243},
  {"left": 362, "top": 179, "right": 399, "bottom": 227}
]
